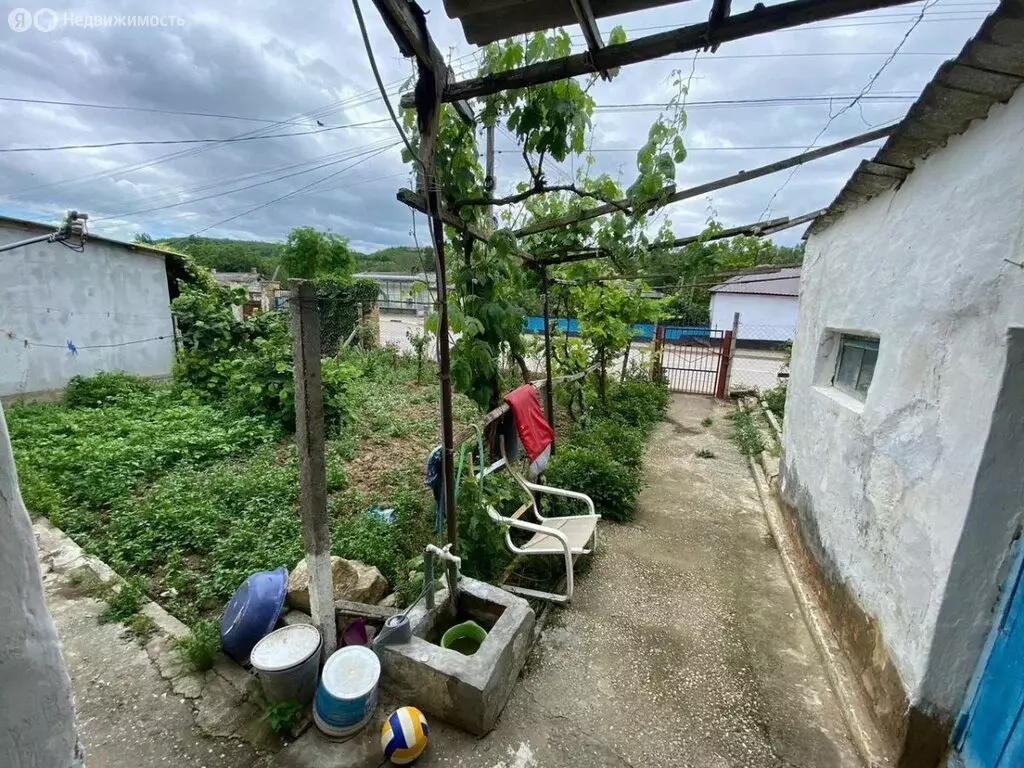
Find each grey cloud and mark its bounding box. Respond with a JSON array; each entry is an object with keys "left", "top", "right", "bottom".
[{"left": 0, "top": 0, "right": 996, "bottom": 250}]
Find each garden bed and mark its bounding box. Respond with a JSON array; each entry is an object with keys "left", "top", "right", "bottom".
[
  {"left": 8, "top": 354, "right": 476, "bottom": 625},
  {"left": 9, "top": 344, "right": 669, "bottom": 636}
]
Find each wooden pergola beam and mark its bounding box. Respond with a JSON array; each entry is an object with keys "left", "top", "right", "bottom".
[
  {"left": 664, "top": 209, "right": 824, "bottom": 248},
  {"left": 441, "top": 0, "right": 921, "bottom": 103},
  {"left": 569, "top": 0, "right": 610, "bottom": 80},
  {"left": 397, "top": 187, "right": 539, "bottom": 264},
  {"left": 534, "top": 210, "right": 824, "bottom": 267},
  {"left": 370, "top": 0, "right": 474, "bottom": 124},
  {"left": 514, "top": 124, "right": 895, "bottom": 238}
]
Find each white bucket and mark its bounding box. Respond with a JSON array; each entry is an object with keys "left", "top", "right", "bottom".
[
  {"left": 313, "top": 646, "right": 381, "bottom": 740},
  {"left": 250, "top": 624, "right": 322, "bottom": 704}
]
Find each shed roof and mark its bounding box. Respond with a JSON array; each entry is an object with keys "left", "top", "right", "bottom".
[
  {"left": 442, "top": 0, "right": 687, "bottom": 45},
  {"left": 0, "top": 214, "right": 179, "bottom": 260},
  {"left": 710, "top": 267, "right": 801, "bottom": 297},
  {"left": 808, "top": 1, "right": 1024, "bottom": 236}
]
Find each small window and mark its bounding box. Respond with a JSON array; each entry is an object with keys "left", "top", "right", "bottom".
[{"left": 833, "top": 335, "right": 879, "bottom": 399}]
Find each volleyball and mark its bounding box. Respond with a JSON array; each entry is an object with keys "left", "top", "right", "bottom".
[{"left": 380, "top": 706, "right": 429, "bottom": 765}]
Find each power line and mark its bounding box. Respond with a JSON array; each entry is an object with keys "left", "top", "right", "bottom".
[
  {"left": 0, "top": 119, "right": 394, "bottom": 153},
  {"left": 351, "top": 0, "right": 420, "bottom": 168},
  {"left": 496, "top": 142, "right": 886, "bottom": 154},
  {"left": 658, "top": 50, "right": 954, "bottom": 61},
  {"left": 188, "top": 141, "right": 401, "bottom": 236},
  {"left": 593, "top": 93, "right": 917, "bottom": 111},
  {"left": 758, "top": 0, "right": 940, "bottom": 219},
  {"left": 1, "top": 65, "right": 436, "bottom": 198},
  {"left": 577, "top": 11, "right": 987, "bottom": 39},
  {"left": 92, "top": 139, "right": 400, "bottom": 222},
  {"left": 0, "top": 96, "right": 332, "bottom": 126}
]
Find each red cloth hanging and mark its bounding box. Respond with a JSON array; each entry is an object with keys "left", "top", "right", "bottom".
[{"left": 504, "top": 385, "right": 554, "bottom": 468}]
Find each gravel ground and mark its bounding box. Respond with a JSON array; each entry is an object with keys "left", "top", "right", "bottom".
[{"left": 277, "top": 394, "right": 861, "bottom": 768}]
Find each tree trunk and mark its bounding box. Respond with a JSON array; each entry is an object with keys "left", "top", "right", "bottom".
[{"left": 621, "top": 340, "right": 632, "bottom": 381}]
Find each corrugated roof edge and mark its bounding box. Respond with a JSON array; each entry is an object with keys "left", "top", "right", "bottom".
[{"left": 807, "top": 1, "right": 1024, "bottom": 237}]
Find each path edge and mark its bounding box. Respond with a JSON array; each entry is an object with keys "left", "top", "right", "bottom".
[{"left": 747, "top": 457, "right": 893, "bottom": 768}]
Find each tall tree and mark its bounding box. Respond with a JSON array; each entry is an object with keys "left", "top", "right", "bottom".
[{"left": 279, "top": 227, "right": 354, "bottom": 281}]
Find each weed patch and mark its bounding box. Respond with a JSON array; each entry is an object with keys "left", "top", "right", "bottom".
[
  {"left": 175, "top": 620, "right": 221, "bottom": 672},
  {"left": 729, "top": 408, "right": 765, "bottom": 457},
  {"left": 99, "top": 577, "right": 148, "bottom": 624}
]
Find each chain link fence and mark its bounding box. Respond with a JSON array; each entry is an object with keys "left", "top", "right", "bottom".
[{"left": 728, "top": 323, "right": 794, "bottom": 395}]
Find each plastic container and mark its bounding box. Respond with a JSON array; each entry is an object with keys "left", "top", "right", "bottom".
[
  {"left": 250, "top": 624, "right": 322, "bottom": 704},
  {"left": 440, "top": 620, "right": 488, "bottom": 656},
  {"left": 220, "top": 567, "right": 288, "bottom": 664},
  {"left": 314, "top": 646, "right": 381, "bottom": 740}
]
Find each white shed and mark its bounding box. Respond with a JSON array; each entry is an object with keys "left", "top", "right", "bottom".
[
  {"left": 709, "top": 267, "right": 799, "bottom": 342},
  {"left": 0, "top": 216, "right": 178, "bottom": 399}
]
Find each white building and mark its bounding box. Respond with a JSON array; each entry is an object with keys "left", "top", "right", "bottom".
[
  {"left": 354, "top": 272, "right": 435, "bottom": 315},
  {"left": 0, "top": 216, "right": 180, "bottom": 399},
  {"left": 781, "top": 9, "right": 1024, "bottom": 768},
  {"left": 709, "top": 267, "right": 799, "bottom": 342}
]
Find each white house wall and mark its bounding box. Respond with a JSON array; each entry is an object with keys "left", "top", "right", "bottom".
[
  {"left": 710, "top": 293, "right": 798, "bottom": 340},
  {"left": 0, "top": 226, "right": 176, "bottom": 398},
  {"left": 782, "top": 84, "right": 1024, "bottom": 724}
]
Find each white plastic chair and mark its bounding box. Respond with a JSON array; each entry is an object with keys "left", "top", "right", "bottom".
[{"left": 479, "top": 439, "right": 600, "bottom": 603}]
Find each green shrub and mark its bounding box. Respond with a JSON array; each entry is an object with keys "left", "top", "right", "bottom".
[
  {"left": 456, "top": 474, "right": 514, "bottom": 584},
  {"left": 175, "top": 619, "right": 221, "bottom": 672},
  {"left": 64, "top": 372, "right": 153, "bottom": 408},
  {"left": 99, "top": 576, "right": 148, "bottom": 624},
  {"left": 569, "top": 419, "right": 645, "bottom": 471},
  {"left": 597, "top": 375, "right": 669, "bottom": 433},
  {"left": 763, "top": 385, "right": 787, "bottom": 422},
  {"left": 545, "top": 446, "right": 641, "bottom": 522}
]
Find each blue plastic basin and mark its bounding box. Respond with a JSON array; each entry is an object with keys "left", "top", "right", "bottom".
[{"left": 220, "top": 567, "right": 288, "bottom": 663}]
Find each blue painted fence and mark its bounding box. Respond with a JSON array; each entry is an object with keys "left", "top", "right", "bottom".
[{"left": 524, "top": 317, "right": 711, "bottom": 343}]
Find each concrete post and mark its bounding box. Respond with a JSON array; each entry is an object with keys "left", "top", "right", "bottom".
[{"left": 290, "top": 281, "right": 337, "bottom": 656}]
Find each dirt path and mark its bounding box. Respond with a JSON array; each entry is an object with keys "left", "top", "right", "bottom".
[{"left": 277, "top": 394, "right": 862, "bottom": 767}]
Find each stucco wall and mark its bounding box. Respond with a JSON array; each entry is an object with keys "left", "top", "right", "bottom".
[
  {"left": 710, "top": 293, "right": 798, "bottom": 340},
  {"left": 0, "top": 403, "right": 81, "bottom": 766},
  {"left": 782, "top": 84, "right": 1024, "bottom": 726},
  {"left": 0, "top": 224, "right": 175, "bottom": 397}
]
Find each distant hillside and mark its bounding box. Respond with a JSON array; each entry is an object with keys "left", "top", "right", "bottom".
[
  {"left": 157, "top": 236, "right": 280, "bottom": 275},
  {"left": 355, "top": 247, "right": 433, "bottom": 274},
  {"left": 152, "top": 236, "right": 431, "bottom": 277}
]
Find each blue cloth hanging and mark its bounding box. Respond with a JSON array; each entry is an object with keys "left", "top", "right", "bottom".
[{"left": 425, "top": 445, "right": 445, "bottom": 533}]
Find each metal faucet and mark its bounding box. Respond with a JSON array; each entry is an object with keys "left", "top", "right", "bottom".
[{"left": 424, "top": 543, "right": 461, "bottom": 610}]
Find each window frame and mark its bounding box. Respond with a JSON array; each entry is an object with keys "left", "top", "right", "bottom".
[{"left": 832, "top": 334, "right": 879, "bottom": 401}]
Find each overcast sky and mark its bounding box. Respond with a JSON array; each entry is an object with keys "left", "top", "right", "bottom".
[{"left": 0, "top": 0, "right": 996, "bottom": 252}]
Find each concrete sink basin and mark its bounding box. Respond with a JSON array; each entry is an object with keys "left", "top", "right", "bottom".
[{"left": 376, "top": 577, "right": 534, "bottom": 735}]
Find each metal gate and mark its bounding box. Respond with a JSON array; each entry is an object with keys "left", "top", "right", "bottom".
[{"left": 653, "top": 326, "right": 733, "bottom": 397}]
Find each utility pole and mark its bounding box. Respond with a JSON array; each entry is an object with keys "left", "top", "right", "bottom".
[{"left": 290, "top": 281, "right": 337, "bottom": 655}]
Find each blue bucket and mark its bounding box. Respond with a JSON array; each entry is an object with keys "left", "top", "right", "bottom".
[{"left": 314, "top": 646, "right": 381, "bottom": 740}]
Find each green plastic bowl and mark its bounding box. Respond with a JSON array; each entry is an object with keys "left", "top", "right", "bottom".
[{"left": 440, "top": 620, "right": 488, "bottom": 656}]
